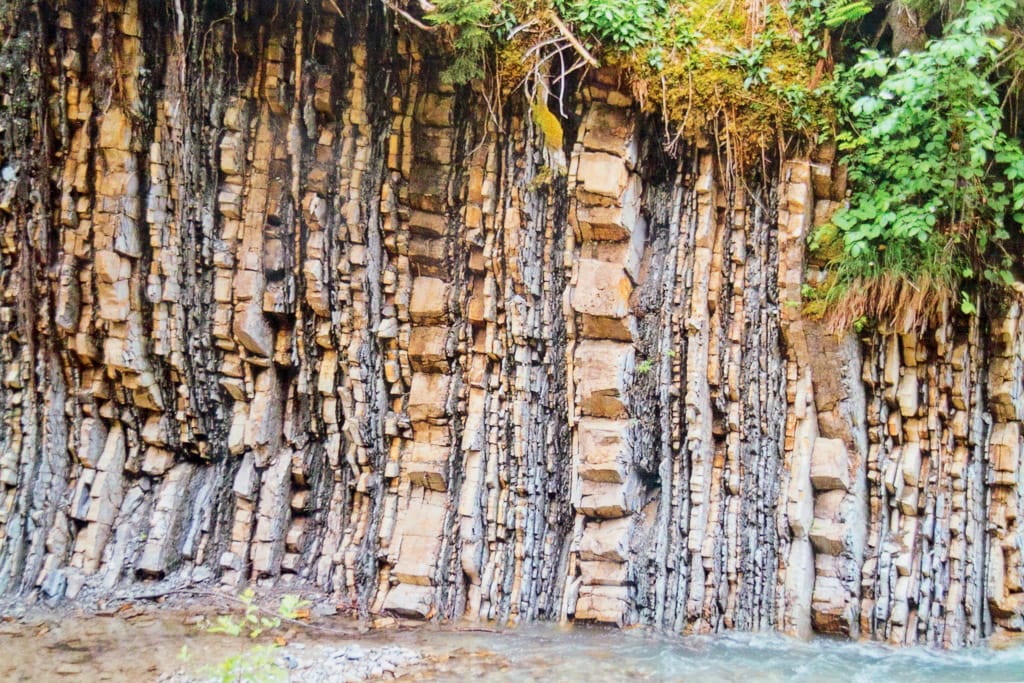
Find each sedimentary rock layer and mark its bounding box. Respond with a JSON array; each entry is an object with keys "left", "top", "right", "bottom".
[{"left": 0, "top": 0, "right": 1021, "bottom": 648}]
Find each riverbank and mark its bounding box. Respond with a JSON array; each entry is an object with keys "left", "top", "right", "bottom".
[
  {"left": 4, "top": 590, "right": 1024, "bottom": 682},
  {"left": 0, "top": 589, "right": 506, "bottom": 682}
]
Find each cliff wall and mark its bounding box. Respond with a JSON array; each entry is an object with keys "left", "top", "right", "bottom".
[{"left": 0, "top": 0, "right": 1021, "bottom": 648}]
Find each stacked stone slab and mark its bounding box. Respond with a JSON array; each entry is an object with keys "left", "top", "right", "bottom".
[
  {"left": 777, "top": 148, "right": 1024, "bottom": 646},
  {"left": 379, "top": 69, "right": 459, "bottom": 617},
  {"left": 304, "top": 26, "right": 386, "bottom": 604},
  {"left": 778, "top": 158, "right": 869, "bottom": 639},
  {"left": 450, "top": 88, "right": 577, "bottom": 625},
  {"left": 851, "top": 301, "right": 1024, "bottom": 645},
  {"left": 567, "top": 83, "right": 645, "bottom": 625},
  {"left": 855, "top": 327, "right": 984, "bottom": 644},
  {"left": 987, "top": 305, "right": 1024, "bottom": 633}
]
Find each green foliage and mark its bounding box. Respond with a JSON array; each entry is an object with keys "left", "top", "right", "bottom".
[
  {"left": 772, "top": 82, "right": 823, "bottom": 134},
  {"left": 960, "top": 291, "right": 978, "bottom": 316},
  {"left": 852, "top": 315, "right": 871, "bottom": 333},
  {"left": 823, "top": 0, "right": 872, "bottom": 29},
  {"left": 277, "top": 593, "right": 311, "bottom": 621},
  {"left": 420, "top": 0, "right": 680, "bottom": 84},
  {"left": 633, "top": 0, "right": 845, "bottom": 157},
  {"left": 728, "top": 40, "right": 772, "bottom": 89},
  {"left": 554, "top": 0, "right": 665, "bottom": 49},
  {"left": 785, "top": 0, "right": 827, "bottom": 56},
  {"left": 203, "top": 589, "right": 310, "bottom": 638},
  {"left": 824, "top": 0, "right": 1024, "bottom": 308},
  {"left": 637, "top": 348, "right": 678, "bottom": 374},
  {"left": 205, "top": 589, "right": 283, "bottom": 638},
  {"left": 408, "top": 0, "right": 844, "bottom": 156},
  {"left": 208, "top": 645, "right": 286, "bottom": 683},
  {"left": 198, "top": 591, "right": 311, "bottom": 683},
  {"left": 425, "top": 0, "right": 504, "bottom": 84}
]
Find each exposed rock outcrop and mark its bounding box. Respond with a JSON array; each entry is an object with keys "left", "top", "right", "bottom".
[{"left": 0, "top": 0, "right": 1021, "bottom": 649}]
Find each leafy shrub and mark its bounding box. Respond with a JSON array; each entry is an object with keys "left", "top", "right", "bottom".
[
  {"left": 196, "top": 590, "right": 311, "bottom": 683},
  {"left": 825, "top": 0, "right": 1024, "bottom": 315},
  {"left": 208, "top": 645, "right": 286, "bottom": 683},
  {"left": 425, "top": 0, "right": 503, "bottom": 84},
  {"left": 728, "top": 42, "right": 772, "bottom": 89},
  {"left": 204, "top": 588, "right": 311, "bottom": 638},
  {"left": 554, "top": 0, "right": 666, "bottom": 49}
]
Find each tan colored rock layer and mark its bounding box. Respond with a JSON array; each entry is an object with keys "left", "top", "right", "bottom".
[{"left": 0, "top": 0, "right": 1021, "bottom": 647}]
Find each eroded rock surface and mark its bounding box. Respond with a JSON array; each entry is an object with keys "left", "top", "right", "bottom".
[{"left": 0, "top": 0, "right": 1022, "bottom": 648}]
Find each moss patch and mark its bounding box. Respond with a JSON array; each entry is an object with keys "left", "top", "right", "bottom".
[
  {"left": 422, "top": 0, "right": 839, "bottom": 162},
  {"left": 531, "top": 98, "right": 564, "bottom": 150}
]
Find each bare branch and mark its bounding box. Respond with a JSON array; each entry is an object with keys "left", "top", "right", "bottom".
[
  {"left": 382, "top": 0, "right": 436, "bottom": 32},
  {"left": 507, "top": 18, "right": 540, "bottom": 40},
  {"left": 523, "top": 36, "right": 570, "bottom": 60},
  {"left": 548, "top": 11, "right": 599, "bottom": 68}
]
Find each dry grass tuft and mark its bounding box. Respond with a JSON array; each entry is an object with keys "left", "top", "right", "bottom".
[{"left": 825, "top": 271, "right": 953, "bottom": 335}]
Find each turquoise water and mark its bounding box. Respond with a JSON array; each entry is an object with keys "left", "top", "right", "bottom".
[{"left": 398, "top": 624, "right": 1024, "bottom": 682}]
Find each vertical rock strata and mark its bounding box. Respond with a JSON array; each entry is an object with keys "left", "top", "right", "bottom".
[
  {"left": 0, "top": 0, "right": 1022, "bottom": 647},
  {"left": 568, "top": 88, "right": 644, "bottom": 625}
]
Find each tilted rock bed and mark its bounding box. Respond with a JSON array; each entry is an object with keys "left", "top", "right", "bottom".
[{"left": 0, "top": 0, "right": 1023, "bottom": 650}]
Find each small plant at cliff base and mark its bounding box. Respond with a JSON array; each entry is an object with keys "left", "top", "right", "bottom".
[
  {"left": 820, "top": 0, "right": 1024, "bottom": 330},
  {"left": 208, "top": 645, "right": 286, "bottom": 683},
  {"left": 206, "top": 588, "right": 276, "bottom": 637},
  {"left": 198, "top": 590, "right": 311, "bottom": 683}
]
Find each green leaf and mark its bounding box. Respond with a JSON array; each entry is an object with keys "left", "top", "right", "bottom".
[
  {"left": 824, "top": 0, "right": 872, "bottom": 29},
  {"left": 960, "top": 292, "right": 977, "bottom": 316}
]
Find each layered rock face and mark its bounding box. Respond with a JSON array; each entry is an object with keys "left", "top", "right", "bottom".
[{"left": 1, "top": 0, "right": 1022, "bottom": 648}]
